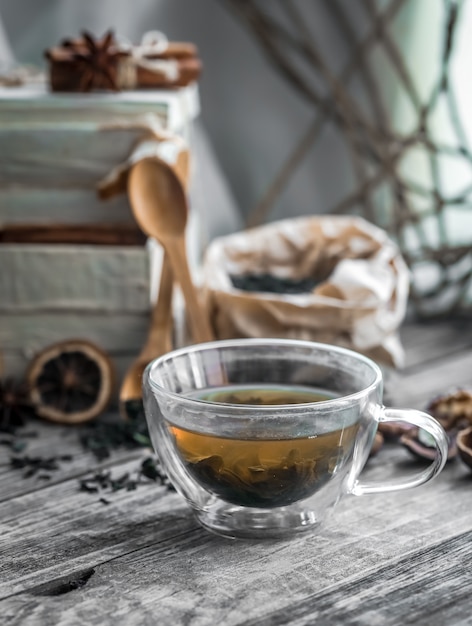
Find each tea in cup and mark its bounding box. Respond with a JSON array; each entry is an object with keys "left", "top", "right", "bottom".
[{"left": 143, "top": 339, "right": 447, "bottom": 539}]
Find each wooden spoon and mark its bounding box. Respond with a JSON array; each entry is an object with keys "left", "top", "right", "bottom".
[
  {"left": 119, "top": 252, "right": 174, "bottom": 417},
  {"left": 128, "top": 157, "right": 214, "bottom": 344}
]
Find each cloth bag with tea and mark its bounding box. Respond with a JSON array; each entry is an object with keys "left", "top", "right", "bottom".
[{"left": 202, "top": 216, "right": 409, "bottom": 367}]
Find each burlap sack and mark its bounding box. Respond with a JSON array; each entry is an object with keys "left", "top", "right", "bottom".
[{"left": 202, "top": 216, "right": 410, "bottom": 367}]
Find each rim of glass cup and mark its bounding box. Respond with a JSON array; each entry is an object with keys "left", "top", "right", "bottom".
[{"left": 145, "top": 338, "right": 383, "bottom": 413}]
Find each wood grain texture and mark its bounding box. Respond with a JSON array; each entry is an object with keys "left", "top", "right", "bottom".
[
  {"left": 1, "top": 454, "right": 472, "bottom": 625},
  {"left": 0, "top": 418, "right": 150, "bottom": 502},
  {"left": 0, "top": 82, "right": 198, "bottom": 128},
  {"left": 0, "top": 319, "right": 471, "bottom": 625},
  {"left": 0, "top": 188, "right": 134, "bottom": 225},
  {"left": 0, "top": 244, "right": 150, "bottom": 312},
  {"left": 0, "top": 312, "right": 149, "bottom": 352},
  {"left": 0, "top": 128, "right": 145, "bottom": 186},
  {"left": 400, "top": 316, "right": 472, "bottom": 370},
  {"left": 244, "top": 530, "right": 472, "bottom": 626}
]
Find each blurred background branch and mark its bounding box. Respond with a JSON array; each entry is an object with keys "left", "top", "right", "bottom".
[{"left": 221, "top": 0, "right": 471, "bottom": 316}]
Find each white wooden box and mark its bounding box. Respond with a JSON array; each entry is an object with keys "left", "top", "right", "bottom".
[
  {"left": 0, "top": 84, "right": 201, "bottom": 397},
  {"left": 0, "top": 244, "right": 151, "bottom": 396},
  {"left": 0, "top": 83, "right": 199, "bottom": 224}
]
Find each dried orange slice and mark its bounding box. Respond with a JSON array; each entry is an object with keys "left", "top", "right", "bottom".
[{"left": 27, "top": 340, "right": 114, "bottom": 424}]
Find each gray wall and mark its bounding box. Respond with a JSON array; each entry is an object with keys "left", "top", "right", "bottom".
[{"left": 0, "top": 0, "right": 358, "bottom": 226}]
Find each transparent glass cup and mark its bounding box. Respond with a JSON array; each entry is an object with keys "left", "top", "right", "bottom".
[{"left": 143, "top": 339, "right": 448, "bottom": 539}]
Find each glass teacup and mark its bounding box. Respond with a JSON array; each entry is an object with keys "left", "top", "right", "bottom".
[{"left": 143, "top": 339, "right": 447, "bottom": 539}]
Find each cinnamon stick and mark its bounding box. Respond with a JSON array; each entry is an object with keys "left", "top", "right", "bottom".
[{"left": 45, "top": 32, "right": 202, "bottom": 92}]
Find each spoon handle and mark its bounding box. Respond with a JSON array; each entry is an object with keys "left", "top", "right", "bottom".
[
  {"left": 165, "top": 236, "right": 214, "bottom": 343},
  {"left": 118, "top": 252, "right": 174, "bottom": 412},
  {"left": 142, "top": 251, "right": 174, "bottom": 360}
]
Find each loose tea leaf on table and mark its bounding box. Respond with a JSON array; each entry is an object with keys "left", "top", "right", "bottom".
[
  {"left": 10, "top": 454, "right": 73, "bottom": 479},
  {"left": 77, "top": 406, "right": 174, "bottom": 501},
  {"left": 1, "top": 380, "right": 173, "bottom": 497},
  {"left": 79, "top": 405, "right": 151, "bottom": 460},
  {"left": 79, "top": 456, "right": 174, "bottom": 504},
  {"left": 0, "top": 377, "right": 37, "bottom": 435}
]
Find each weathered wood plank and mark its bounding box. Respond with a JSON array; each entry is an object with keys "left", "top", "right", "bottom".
[
  {"left": 0, "top": 128, "right": 148, "bottom": 186},
  {"left": 244, "top": 530, "right": 472, "bottom": 626},
  {"left": 394, "top": 347, "right": 472, "bottom": 409},
  {"left": 0, "top": 455, "right": 190, "bottom": 597},
  {"left": 400, "top": 316, "right": 472, "bottom": 370},
  {"left": 0, "top": 416, "right": 150, "bottom": 502},
  {"left": 0, "top": 443, "right": 471, "bottom": 621},
  {"left": 0, "top": 318, "right": 471, "bottom": 625},
  {"left": 0, "top": 244, "right": 150, "bottom": 312},
  {"left": 0, "top": 312, "right": 149, "bottom": 352},
  {"left": 0, "top": 188, "right": 133, "bottom": 225},
  {"left": 0, "top": 82, "right": 198, "bottom": 128}
]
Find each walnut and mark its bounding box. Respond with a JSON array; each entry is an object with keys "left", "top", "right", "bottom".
[
  {"left": 400, "top": 389, "right": 472, "bottom": 463},
  {"left": 427, "top": 388, "right": 472, "bottom": 430},
  {"left": 456, "top": 426, "right": 472, "bottom": 470},
  {"left": 369, "top": 431, "right": 384, "bottom": 457},
  {"left": 401, "top": 427, "right": 457, "bottom": 462},
  {"left": 378, "top": 421, "right": 414, "bottom": 440}
]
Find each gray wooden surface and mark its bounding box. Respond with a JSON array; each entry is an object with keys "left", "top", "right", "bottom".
[{"left": 1, "top": 317, "right": 472, "bottom": 626}]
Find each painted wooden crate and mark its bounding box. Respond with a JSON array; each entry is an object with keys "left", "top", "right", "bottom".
[
  {"left": 0, "top": 84, "right": 200, "bottom": 398},
  {"left": 0, "top": 83, "right": 199, "bottom": 225},
  {"left": 0, "top": 243, "right": 151, "bottom": 394}
]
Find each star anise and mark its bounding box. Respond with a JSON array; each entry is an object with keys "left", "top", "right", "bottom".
[
  {"left": 0, "top": 377, "right": 36, "bottom": 434},
  {"left": 71, "top": 30, "right": 120, "bottom": 92}
]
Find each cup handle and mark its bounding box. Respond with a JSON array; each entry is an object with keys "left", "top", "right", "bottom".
[{"left": 351, "top": 407, "right": 449, "bottom": 496}]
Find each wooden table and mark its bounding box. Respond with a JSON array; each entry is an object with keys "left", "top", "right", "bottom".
[{"left": 2, "top": 317, "right": 472, "bottom": 625}]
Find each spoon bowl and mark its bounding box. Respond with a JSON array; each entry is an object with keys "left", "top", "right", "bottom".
[{"left": 130, "top": 158, "right": 188, "bottom": 239}]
